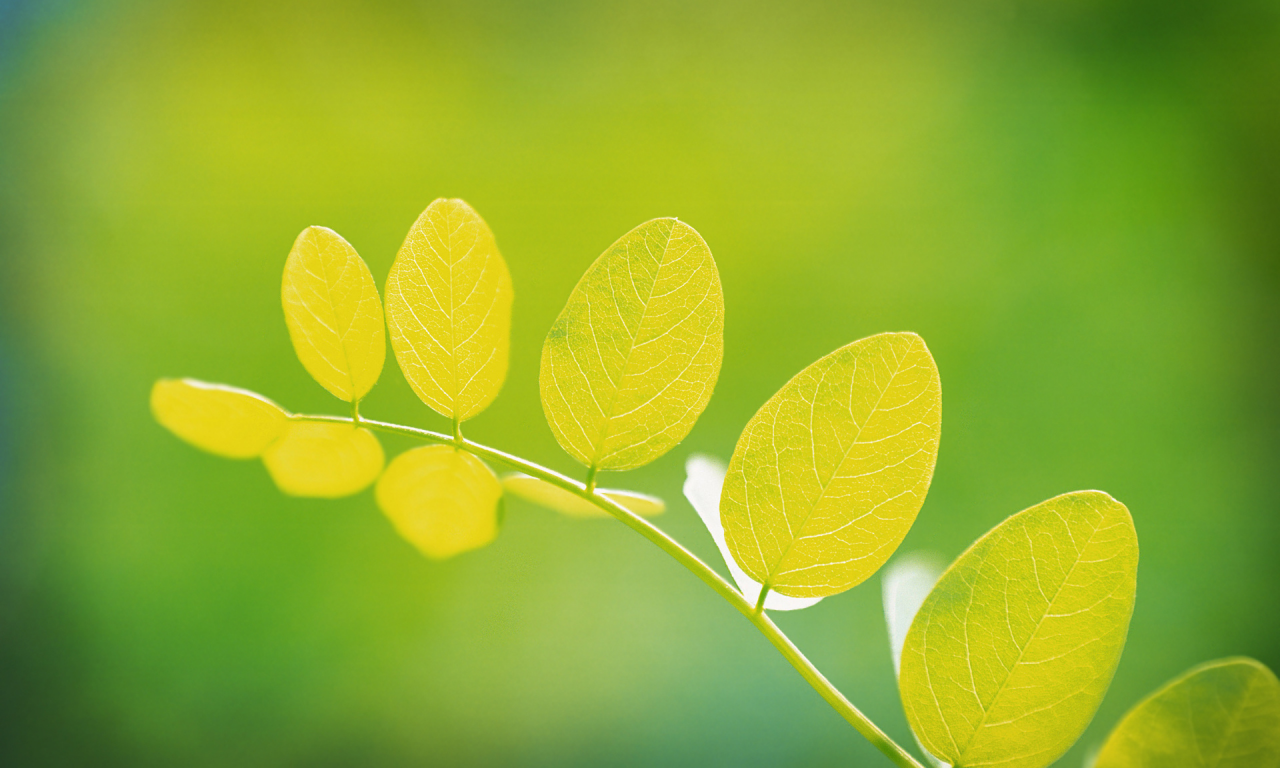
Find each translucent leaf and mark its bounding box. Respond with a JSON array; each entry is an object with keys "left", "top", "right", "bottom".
[
  {"left": 1094, "top": 657, "right": 1280, "bottom": 768},
  {"left": 682, "top": 455, "right": 822, "bottom": 612},
  {"left": 539, "top": 218, "right": 723, "bottom": 471},
  {"left": 151, "top": 378, "right": 288, "bottom": 458},
  {"left": 376, "top": 445, "right": 502, "bottom": 559},
  {"left": 881, "top": 552, "right": 949, "bottom": 768},
  {"left": 899, "top": 491, "right": 1139, "bottom": 768},
  {"left": 501, "top": 472, "right": 664, "bottom": 519},
  {"left": 262, "top": 421, "right": 384, "bottom": 498},
  {"left": 282, "top": 226, "right": 386, "bottom": 402},
  {"left": 720, "top": 332, "right": 941, "bottom": 599},
  {"left": 384, "top": 199, "right": 513, "bottom": 422}
]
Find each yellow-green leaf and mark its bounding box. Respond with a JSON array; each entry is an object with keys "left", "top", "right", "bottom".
[
  {"left": 262, "top": 421, "right": 384, "bottom": 498},
  {"left": 376, "top": 445, "right": 502, "bottom": 558},
  {"left": 899, "top": 491, "right": 1138, "bottom": 768},
  {"left": 501, "top": 473, "right": 664, "bottom": 519},
  {"left": 1094, "top": 657, "right": 1280, "bottom": 768},
  {"left": 719, "top": 332, "right": 940, "bottom": 598},
  {"left": 539, "top": 218, "right": 723, "bottom": 471},
  {"left": 282, "top": 226, "right": 386, "bottom": 402},
  {"left": 151, "top": 378, "right": 288, "bottom": 458},
  {"left": 384, "top": 199, "right": 513, "bottom": 422}
]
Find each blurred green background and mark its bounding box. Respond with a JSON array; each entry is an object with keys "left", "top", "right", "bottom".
[{"left": 1, "top": 0, "right": 1277, "bottom": 765}]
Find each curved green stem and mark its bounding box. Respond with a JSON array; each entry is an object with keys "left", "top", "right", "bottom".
[{"left": 294, "top": 412, "right": 925, "bottom": 768}]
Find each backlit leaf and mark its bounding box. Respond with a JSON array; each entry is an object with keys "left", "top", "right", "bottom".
[
  {"left": 1094, "top": 657, "right": 1280, "bottom": 768},
  {"left": 899, "top": 491, "right": 1138, "bottom": 768},
  {"left": 282, "top": 226, "right": 386, "bottom": 402},
  {"left": 540, "top": 218, "right": 723, "bottom": 471},
  {"left": 377, "top": 445, "right": 502, "bottom": 558},
  {"left": 385, "top": 199, "right": 513, "bottom": 422},
  {"left": 720, "top": 332, "right": 941, "bottom": 598},
  {"left": 683, "top": 455, "right": 822, "bottom": 612},
  {"left": 882, "top": 551, "right": 949, "bottom": 768},
  {"left": 151, "top": 378, "right": 288, "bottom": 458},
  {"left": 262, "top": 421, "right": 384, "bottom": 498},
  {"left": 501, "top": 473, "right": 664, "bottom": 519}
]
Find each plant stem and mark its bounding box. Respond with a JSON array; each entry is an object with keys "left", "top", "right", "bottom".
[{"left": 292, "top": 412, "right": 925, "bottom": 768}]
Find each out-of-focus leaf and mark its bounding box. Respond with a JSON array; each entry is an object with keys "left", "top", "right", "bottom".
[
  {"left": 151, "top": 378, "right": 288, "bottom": 459},
  {"left": 881, "top": 551, "right": 949, "bottom": 768},
  {"left": 262, "top": 421, "right": 384, "bottom": 498},
  {"left": 501, "top": 473, "right": 663, "bottom": 519},
  {"left": 376, "top": 445, "right": 502, "bottom": 558},
  {"left": 540, "top": 218, "right": 723, "bottom": 471}
]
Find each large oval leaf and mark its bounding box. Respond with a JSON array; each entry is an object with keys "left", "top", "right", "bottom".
[
  {"left": 376, "top": 445, "right": 502, "bottom": 559},
  {"left": 282, "top": 226, "right": 386, "bottom": 402},
  {"left": 1094, "top": 657, "right": 1280, "bottom": 768},
  {"left": 262, "top": 421, "right": 384, "bottom": 498},
  {"left": 151, "top": 378, "right": 288, "bottom": 458},
  {"left": 719, "top": 332, "right": 941, "bottom": 598},
  {"left": 385, "top": 199, "right": 513, "bottom": 422},
  {"left": 899, "top": 491, "right": 1138, "bottom": 768},
  {"left": 539, "top": 218, "right": 723, "bottom": 471},
  {"left": 501, "top": 473, "right": 664, "bottom": 519}
]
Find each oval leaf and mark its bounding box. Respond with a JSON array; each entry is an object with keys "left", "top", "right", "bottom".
[
  {"left": 377, "top": 445, "right": 502, "bottom": 558},
  {"left": 501, "top": 473, "right": 664, "bottom": 519},
  {"left": 720, "top": 332, "right": 941, "bottom": 598},
  {"left": 151, "top": 378, "right": 288, "bottom": 458},
  {"left": 683, "top": 455, "right": 822, "bottom": 612},
  {"left": 385, "top": 199, "right": 513, "bottom": 422},
  {"left": 899, "top": 490, "right": 1138, "bottom": 768},
  {"left": 282, "top": 226, "right": 386, "bottom": 402},
  {"left": 539, "top": 218, "right": 724, "bottom": 471},
  {"left": 262, "top": 421, "right": 384, "bottom": 498},
  {"left": 1094, "top": 657, "right": 1280, "bottom": 768}
]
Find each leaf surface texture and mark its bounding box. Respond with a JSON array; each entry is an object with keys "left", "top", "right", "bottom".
[
  {"left": 151, "top": 378, "right": 288, "bottom": 458},
  {"left": 377, "top": 445, "right": 502, "bottom": 558}
]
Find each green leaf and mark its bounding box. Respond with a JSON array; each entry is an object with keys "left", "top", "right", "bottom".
[
  {"left": 376, "top": 445, "right": 502, "bottom": 558},
  {"left": 151, "top": 378, "right": 288, "bottom": 458},
  {"left": 719, "top": 332, "right": 941, "bottom": 598},
  {"left": 262, "top": 421, "right": 384, "bottom": 498},
  {"left": 501, "top": 473, "right": 664, "bottom": 519},
  {"left": 384, "top": 199, "right": 513, "bottom": 422},
  {"left": 539, "top": 218, "right": 723, "bottom": 471},
  {"left": 282, "top": 226, "right": 386, "bottom": 402},
  {"left": 899, "top": 490, "right": 1138, "bottom": 768},
  {"left": 1094, "top": 657, "right": 1280, "bottom": 768}
]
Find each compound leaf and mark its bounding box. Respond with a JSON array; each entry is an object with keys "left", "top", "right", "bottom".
[
  {"left": 683, "top": 454, "right": 822, "bottom": 612},
  {"left": 899, "top": 491, "right": 1138, "bottom": 768},
  {"left": 385, "top": 199, "right": 513, "bottom": 422},
  {"left": 501, "top": 473, "right": 664, "bottom": 519},
  {"left": 540, "top": 218, "right": 723, "bottom": 471},
  {"left": 282, "top": 226, "right": 386, "bottom": 402},
  {"left": 376, "top": 445, "right": 502, "bottom": 558},
  {"left": 262, "top": 421, "right": 384, "bottom": 498},
  {"left": 720, "top": 332, "right": 941, "bottom": 598},
  {"left": 151, "top": 378, "right": 288, "bottom": 458},
  {"left": 1094, "top": 657, "right": 1280, "bottom": 768}
]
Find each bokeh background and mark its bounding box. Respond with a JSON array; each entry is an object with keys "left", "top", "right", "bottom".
[{"left": 2, "top": 0, "right": 1277, "bottom": 765}]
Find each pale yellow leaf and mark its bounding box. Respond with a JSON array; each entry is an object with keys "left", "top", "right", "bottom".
[
  {"left": 720, "top": 332, "right": 941, "bottom": 598},
  {"left": 262, "top": 421, "right": 384, "bottom": 498},
  {"left": 151, "top": 378, "right": 288, "bottom": 459},
  {"left": 376, "top": 445, "right": 502, "bottom": 558},
  {"left": 384, "top": 199, "right": 513, "bottom": 421},
  {"left": 282, "top": 226, "right": 386, "bottom": 401},
  {"left": 539, "top": 217, "right": 723, "bottom": 471},
  {"left": 899, "top": 491, "right": 1138, "bottom": 768},
  {"left": 501, "top": 473, "right": 664, "bottom": 519}
]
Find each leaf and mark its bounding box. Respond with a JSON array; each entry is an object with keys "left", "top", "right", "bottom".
[
  {"left": 882, "top": 551, "right": 950, "bottom": 768},
  {"left": 376, "top": 445, "right": 502, "bottom": 558},
  {"left": 501, "top": 473, "right": 664, "bottom": 519},
  {"left": 1094, "top": 657, "right": 1280, "bottom": 768},
  {"left": 539, "top": 218, "right": 723, "bottom": 471},
  {"left": 384, "top": 199, "right": 513, "bottom": 422},
  {"left": 899, "top": 491, "right": 1139, "bottom": 768},
  {"left": 719, "top": 332, "right": 941, "bottom": 598},
  {"left": 151, "top": 378, "right": 288, "bottom": 458},
  {"left": 282, "top": 226, "right": 386, "bottom": 402},
  {"left": 262, "top": 421, "right": 384, "bottom": 498},
  {"left": 682, "top": 455, "right": 822, "bottom": 612}
]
